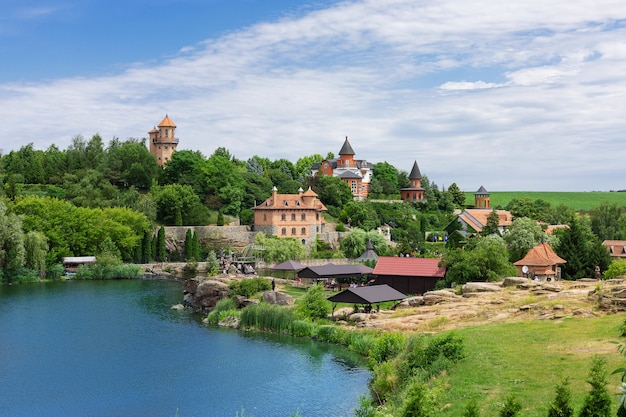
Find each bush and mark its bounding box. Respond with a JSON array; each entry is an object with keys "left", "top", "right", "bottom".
[
  {"left": 316, "top": 325, "right": 346, "bottom": 344},
  {"left": 370, "top": 332, "right": 407, "bottom": 364},
  {"left": 240, "top": 303, "right": 296, "bottom": 333},
  {"left": 290, "top": 320, "right": 315, "bottom": 337},
  {"left": 579, "top": 356, "right": 612, "bottom": 417},
  {"left": 207, "top": 298, "right": 238, "bottom": 324},
  {"left": 230, "top": 278, "right": 271, "bottom": 298},
  {"left": 499, "top": 395, "right": 522, "bottom": 417},
  {"left": 296, "top": 283, "right": 331, "bottom": 320},
  {"left": 547, "top": 377, "right": 574, "bottom": 417}
]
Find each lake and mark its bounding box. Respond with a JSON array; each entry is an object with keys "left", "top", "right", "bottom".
[{"left": 0, "top": 279, "right": 370, "bottom": 417}]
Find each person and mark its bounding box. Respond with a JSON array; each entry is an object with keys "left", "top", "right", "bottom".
[{"left": 271, "top": 279, "right": 276, "bottom": 291}]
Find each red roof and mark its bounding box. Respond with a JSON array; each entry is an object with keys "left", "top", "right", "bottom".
[
  {"left": 513, "top": 242, "right": 566, "bottom": 266},
  {"left": 373, "top": 256, "right": 445, "bottom": 278}
]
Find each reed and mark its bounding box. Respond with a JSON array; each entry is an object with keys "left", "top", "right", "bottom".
[{"left": 239, "top": 303, "right": 296, "bottom": 333}]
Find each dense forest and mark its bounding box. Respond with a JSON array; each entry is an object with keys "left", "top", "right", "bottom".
[{"left": 0, "top": 134, "right": 625, "bottom": 285}]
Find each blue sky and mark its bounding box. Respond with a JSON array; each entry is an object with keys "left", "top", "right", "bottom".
[{"left": 2, "top": 0, "right": 626, "bottom": 191}]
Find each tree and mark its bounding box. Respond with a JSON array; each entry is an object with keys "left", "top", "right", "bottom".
[
  {"left": 504, "top": 217, "right": 546, "bottom": 262},
  {"left": 156, "top": 226, "right": 167, "bottom": 262},
  {"left": 184, "top": 229, "right": 193, "bottom": 261},
  {"left": 373, "top": 161, "right": 400, "bottom": 195},
  {"left": 447, "top": 183, "right": 466, "bottom": 207},
  {"left": 499, "top": 395, "right": 522, "bottom": 417},
  {"left": 555, "top": 216, "right": 611, "bottom": 280},
  {"left": 154, "top": 184, "right": 209, "bottom": 226},
  {"left": 578, "top": 356, "right": 612, "bottom": 417},
  {"left": 309, "top": 175, "right": 353, "bottom": 217},
  {"left": 217, "top": 210, "right": 225, "bottom": 226},
  {"left": 142, "top": 230, "right": 152, "bottom": 263},
  {"left": 482, "top": 209, "right": 500, "bottom": 236},
  {"left": 547, "top": 377, "right": 574, "bottom": 417},
  {"left": 105, "top": 138, "right": 159, "bottom": 190},
  {"left": 253, "top": 232, "right": 306, "bottom": 263},
  {"left": 0, "top": 203, "right": 26, "bottom": 282},
  {"left": 339, "top": 201, "right": 381, "bottom": 231},
  {"left": 160, "top": 149, "right": 208, "bottom": 199},
  {"left": 295, "top": 154, "right": 323, "bottom": 180},
  {"left": 590, "top": 202, "right": 624, "bottom": 241},
  {"left": 24, "top": 231, "right": 48, "bottom": 277},
  {"left": 297, "top": 283, "right": 331, "bottom": 320}
]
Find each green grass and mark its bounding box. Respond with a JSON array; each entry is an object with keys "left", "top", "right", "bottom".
[
  {"left": 463, "top": 191, "right": 626, "bottom": 212},
  {"left": 438, "top": 314, "right": 626, "bottom": 416}
]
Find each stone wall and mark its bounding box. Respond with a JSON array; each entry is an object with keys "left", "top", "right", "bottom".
[{"left": 164, "top": 226, "right": 257, "bottom": 253}]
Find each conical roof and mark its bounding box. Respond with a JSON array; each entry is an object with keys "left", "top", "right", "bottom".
[
  {"left": 158, "top": 115, "right": 176, "bottom": 128},
  {"left": 475, "top": 185, "right": 489, "bottom": 194},
  {"left": 514, "top": 242, "right": 567, "bottom": 266},
  {"left": 338, "top": 136, "right": 355, "bottom": 155},
  {"left": 408, "top": 161, "right": 422, "bottom": 179}
]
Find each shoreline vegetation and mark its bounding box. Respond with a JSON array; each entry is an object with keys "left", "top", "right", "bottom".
[{"left": 6, "top": 265, "right": 626, "bottom": 416}]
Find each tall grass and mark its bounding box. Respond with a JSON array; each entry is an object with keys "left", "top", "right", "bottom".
[{"left": 239, "top": 303, "right": 296, "bottom": 333}]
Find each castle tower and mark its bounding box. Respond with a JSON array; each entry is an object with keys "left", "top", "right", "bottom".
[
  {"left": 400, "top": 160, "right": 425, "bottom": 202},
  {"left": 337, "top": 136, "right": 355, "bottom": 168},
  {"left": 148, "top": 115, "right": 179, "bottom": 166},
  {"left": 474, "top": 185, "right": 490, "bottom": 208}
]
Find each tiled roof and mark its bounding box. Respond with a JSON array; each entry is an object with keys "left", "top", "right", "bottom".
[
  {"left": 602, "top": 240, "right": 626, "bottom": 258},
  {"left": 327, "top": 284, "right": 406, "bottom": 304},
  {"left": 373, "top": 256, "right": 446, "bottom": 278},
  {"left": 253, "top": 188, "right": 327, "bottom": 211},
  {"left": 545, "top": 224, "right": 569, "bottom": 235},
  {"left": 475, "top": 185, "right": 489, "bottom": 194},
  {"left": 158, "top": 115, "right": 176, "bottom": 127},
  {"left": 459, "top": 209, "right": 513, "bottom": 232},
  {"left": 339, "top": 171, "right": 362, "bottom": 179},
  {"left": 514, "top": 242, "right": 566, "bottom": 266}
]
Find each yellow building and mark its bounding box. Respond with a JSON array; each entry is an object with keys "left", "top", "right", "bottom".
[
  {"left": 148, "top": 115, "right": 179, "bottom": 166},
  {"left": 252, "top": 187, "right": 327, "bottom": 246}
]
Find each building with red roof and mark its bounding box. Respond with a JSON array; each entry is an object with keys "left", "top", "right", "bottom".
[
  {"left": 513, "top": 241, "right": 566, "bottom": 281},
  {"left": 372, "top": 256, "right": 446, "bottom": 294}
]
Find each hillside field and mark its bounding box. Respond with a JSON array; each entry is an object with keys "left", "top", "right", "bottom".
[{"left": 462, "top": 191, "right": 626, "bottom": 212}]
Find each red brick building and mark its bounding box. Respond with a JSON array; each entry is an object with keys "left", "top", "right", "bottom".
[{"left": 148, "top": 115, "right": 179, "bottom": 166}]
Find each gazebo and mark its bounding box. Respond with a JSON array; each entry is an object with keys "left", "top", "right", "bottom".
[
  {"left": 328, "top": 284, "right": 406, "bottom": 313},
  {"left": 270, "top": 260, "right": 306, "bottom": 279}
]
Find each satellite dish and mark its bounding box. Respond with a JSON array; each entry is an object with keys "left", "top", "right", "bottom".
[{"left": 522, "top": 265, "right": 529, "bottom": 274}]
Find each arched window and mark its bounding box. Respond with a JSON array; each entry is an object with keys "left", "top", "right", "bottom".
[
  {"left": 291, "top": 227, "right": 296, "bottom": 235},
  {"left": 281, "top": 213, "right": 286, "bottom": 221},
  {"left": 263, "top": 213, "right": 267, "bottom": 221},
  {"left": 301, "top": 227, "right": 306, "bottom": 235},
  {"left": 301, "top": 213, "right": 306, "bottom": 220},
  {"left": 291, "top": 213, "right": 296, "bottom": 221},
  {"left": 281, "top": 227, "right": 286, "bottom": 235}
]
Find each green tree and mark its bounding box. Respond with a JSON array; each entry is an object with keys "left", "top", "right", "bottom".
[
  {"left": 555, "top": 216, "right": 611, "bottom": 280},
  {"left": 504, "top": 217, "right": 546, "bottom": 262},
  {"left": 24, "top": 231, "right": 48, "bottom": 277},
  {"left": 578, "top": 356, "right": 612, "bottom": 417},
  {"left": 142, "top": 230, "right": 152, "bottom": 263},
  {"left": 156, "top": 226, "right": 167, "bottom": 262},
  {"left": 482, "top": 209, "right": 500, "bottom": 236},
  {"left": 217, "top": 209, "right": 225, "bottom": 226},
  {"left": 0, "top": 203, "right": 26, "bottom": 282},
  {"left": 339, "top": 201, "right": 381, "bottom": 231},
  {"left": 184, "top": 228, "right": 193, "bottom": 261},
  {"left": 547, "top": 377, "right": 574, "bottom": 417},
  {"left": 154, "top": 184, "right": 209, "bottom": 226},
  {"left": 297, "top": 283, "right": 331, "bottom": 320},
  {"left": 309, "top": 175, "right": 353, "bottom": 218},
  {"left": 499, "top": 395, "right": 522, "bottom": 417},
  {"left": 295, "top": 154, "right": 324, "bottom": 180},
  {"left": 105, "top": 138, "right": 159, "bottom": 190},
  {"left": 192, "top": 230, "right": 200, "bottom": 261},
  {"left": 590, "top": 202, "right": 624, "bottom": 241},
  {"left": 373, "top": 161, "right": 400, "bottom": 195},
  {"left": 447, "top": 183, "right": 466, "bottom": 207},
  {"left": 253, "top": 232, "right": 306, "bottom": 263}
]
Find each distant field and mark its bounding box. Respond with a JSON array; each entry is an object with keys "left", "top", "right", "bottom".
[{"left": 463, "top": 191, "right": 626, "bottom": 211}]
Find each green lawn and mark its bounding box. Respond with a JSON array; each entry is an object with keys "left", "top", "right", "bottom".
[
  {"left": 438, "top": 314, "right": 626, "bottom": 416},
  {"left": 463, "top": 191, "right": 626, "bottom": 212}
]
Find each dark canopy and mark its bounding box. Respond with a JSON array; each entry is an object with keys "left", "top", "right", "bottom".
[
  {"left": 327, "top": 284, "right": 406, "bottom": 304},
  {"left": 271, "top": 260, "right": 306, "bottom": 271},
  {"left": 298, "top": 263, "right": 373, "bottom": 280}
]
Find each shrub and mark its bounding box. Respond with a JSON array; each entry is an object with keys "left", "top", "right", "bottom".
[
  {"left": 400, "top": 380, "right": 437, "bottom": 417},
  {"left": 370, "top": 332, "right": 406, "bottom": 364},
  {"left": 547, "top": 377, "right": 574, "bottom": 417},
  {"left": 462, "top": 399, "right": 480, "bottom": 417},
  {"left": 296, "top": 283, "right": 331, "bottom": 320},
  {"left": 499, "top": 395, "right": 522, "bottom": 417},
  {"left": 290, "top": 320, "right": 315, "bottom": 337},
  {"left": 230, "top": 278, "right": 271, "bottom": 298},
  {"left": 579, "top": 356, "right": 612, "bottom": 417},
  {"left": 207, "top": 298, "right": 238, "bottom": 325},
  {"left": 316, "top": 325, "right": 346, "bottom": 344},
  {"left": 370, "top": 360, "right": 400, "bottom": 405}
]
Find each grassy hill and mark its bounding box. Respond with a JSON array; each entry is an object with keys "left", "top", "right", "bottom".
[{"left": 462, "top": 191, "right": 626, "bottom": 212}]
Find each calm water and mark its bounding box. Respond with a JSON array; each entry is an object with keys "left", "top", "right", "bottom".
[{"left": 0, "top": 279, "right": 370, "bottom": 417}]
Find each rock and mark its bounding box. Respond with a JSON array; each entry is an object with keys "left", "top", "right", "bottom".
[
  {"left": 537, "top": 284, "right": 562, "bottom": 292},
  {"left": 349, "top": 313, "right": 368, "bottom": 322},
  {"left": 519, "top": 304, "right": 539, "bottom": 311},
  {"left": 192, "top": 279, "right": 230, "bottom": 311},
  {"left": 462, "top": 282, "right": 503, "bottom": 294},
  {"left": 262, "top": 291, "right": 294, "bottom": 306},
  {"left": 423, "top": 290, "right": 462, "bottom": 305},
  {"left": 395, "top": 296, "right": 425, "bottom": 308},
  {"left": 332, "top": 307, "right": 354, "bottom": 319},
  {"left": 171, "top": 304, "right": 185, "bottom": 310},
  {"left": 502, "top": 277, "right": 529, "bottom": 287},
  {"left": 218, "top": 316, "right": 240, "bottom": 329}
]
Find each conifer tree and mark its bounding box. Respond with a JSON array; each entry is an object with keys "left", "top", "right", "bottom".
[
  {"left": 578, "top": 356, "right": 612, "bottom": 417},
  {"left": 499, "top": 395, "right": 522, "bottom": 417},
  {"left": 547, "top": 377, "right": 574, "bottom": 417},
  {"left": 184, "top": 228, "right": 193, "bottom": 261},
  {"left": 217, "top": 209, "right": 225, "bottom": 226},
  {"left": 156, "top": 226, "right": 167, "bottom": 262},
  {"left": 192, "top": 230, "right": 201, "bottom": 261},
  {"left": 142, "top": 230, "right": 152, "bottom": 263}
]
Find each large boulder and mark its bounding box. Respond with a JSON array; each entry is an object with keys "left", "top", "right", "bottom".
[
  {"left": 423, "top": 289, "right": 462, "bottom": 305},
  {"left": 462, "top": 282, "right": 503, "bottom": 294},
  {"left": 262, "top": 291, "right": 295, "bottom": 306},
  {"left": 502, "top": 277, "right": 529, "bottom": 287},
  {"left": 190, "top": 279, "right": 230, "bottom": 312}
]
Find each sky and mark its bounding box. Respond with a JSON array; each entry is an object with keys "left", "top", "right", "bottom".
[{"left": 1, "top": 0, "right": 626, "bottom": 192}]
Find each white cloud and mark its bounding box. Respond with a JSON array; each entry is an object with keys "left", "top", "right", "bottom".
[{"left": 1, "top": 0, "right": 626, "bottom": 191}]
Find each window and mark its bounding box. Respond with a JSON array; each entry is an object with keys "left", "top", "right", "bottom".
[
  {"left": 301, "top": 213, "right": 306, "bottom": 220},
  {"left": 263, "top": 213, "right": 267, "bottom": 221},
  {"left": 291, "top": 213, "right": 296, "bottom": 221},
  {"left": 281, "top": 214, "right": 286, "bottom": 221},
  {"left": 323, "top": 163, "right": 329, "bottom": 169},
  {"left": 316, "top": 214, "right": 319, "bottom": 220},
  {"left": 281, "top": 228, "right": 287, "bottom": 235},
  {"left": 284, "top": 201, "right": 288, "bottom": 206},
  {"left": 351, "top": 180, "right": 357, "bottom": 193},
  {"left": 165, "top": 146, "right": 168, "bottom": 150},
  {"left": 296, "top": 201, "right": 300, "bottom": 206},
  {"left": 412, "top": 193, "right": 417, "bottom": 201},
  {"left": 301, "top": 227, "right": 306, "bottom": 235},
  {"left": 165, "top": 129, "right": 169, "bottom": 138},
  {"left": 291, "top": 227, "right": 296, "bottom": 235}
]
